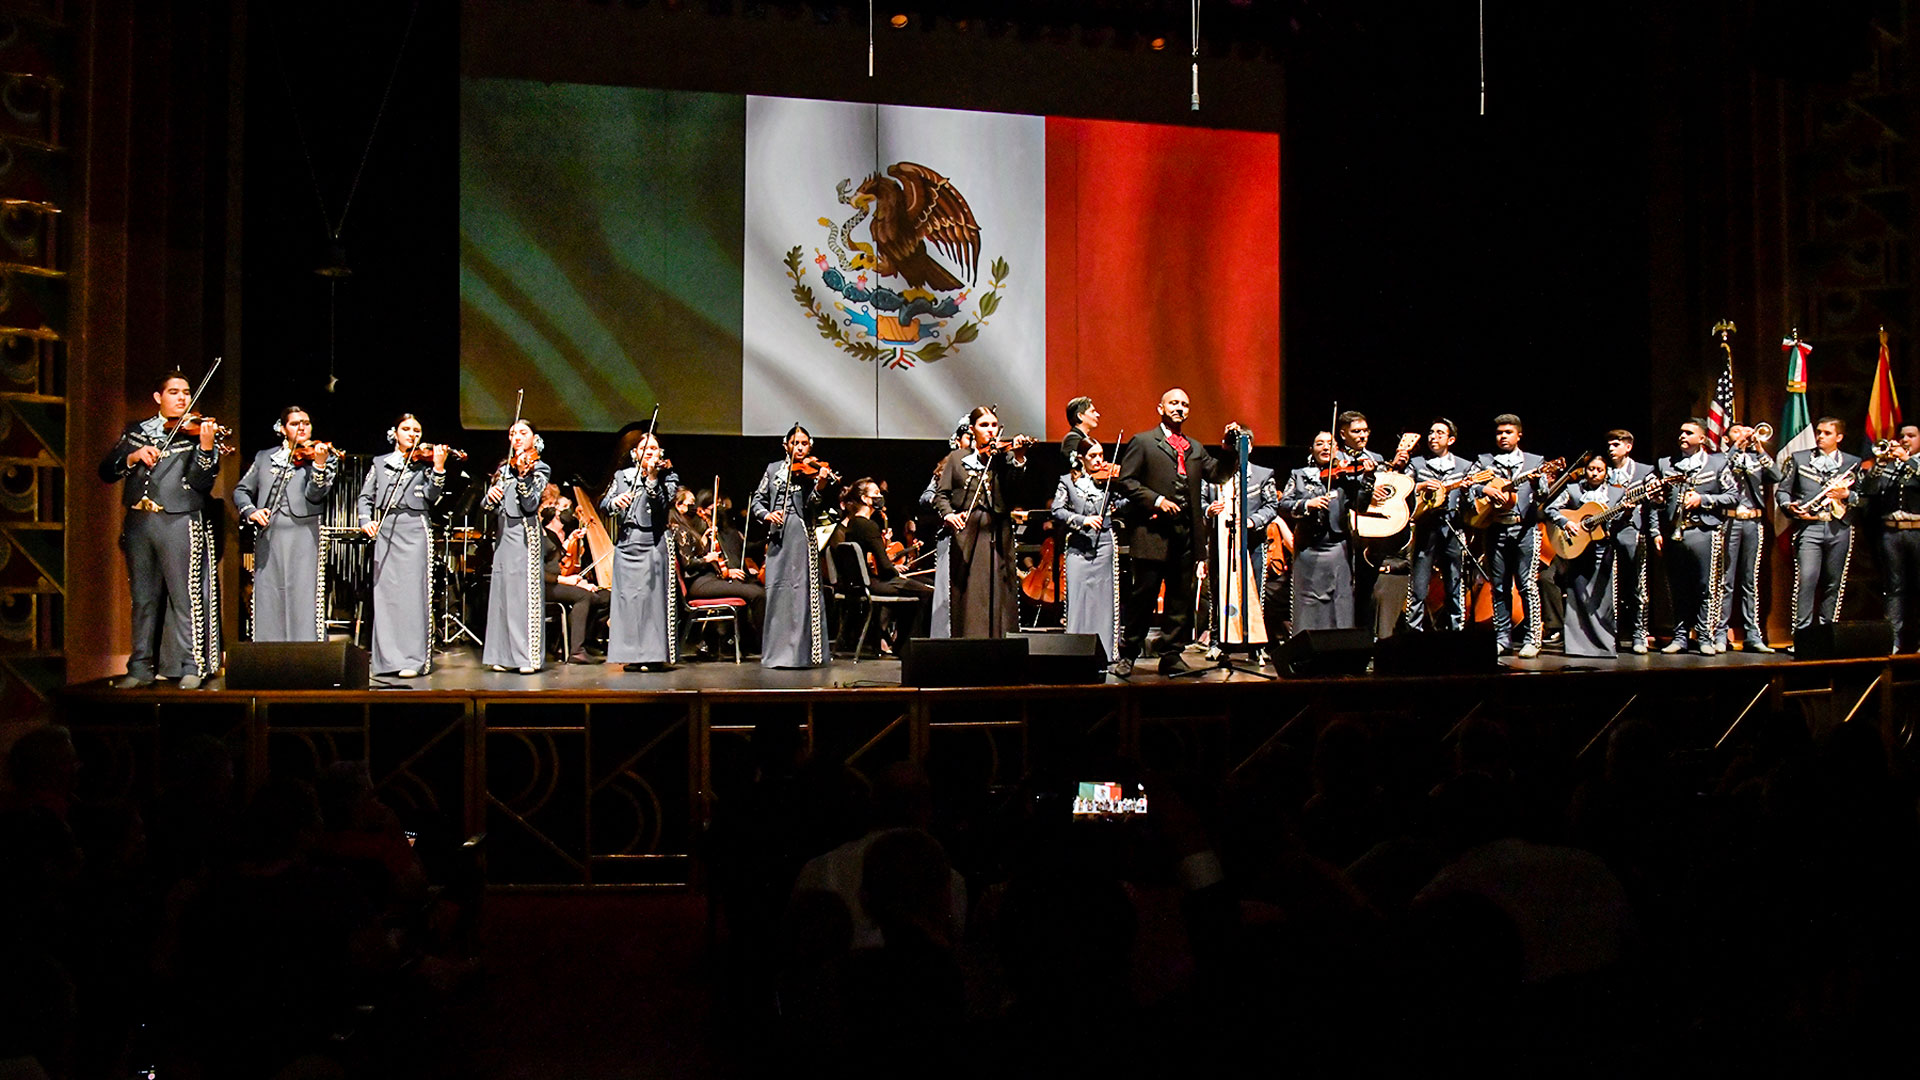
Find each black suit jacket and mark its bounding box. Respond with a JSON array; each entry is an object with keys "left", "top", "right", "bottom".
[{"left": 1116, "top": 426, "right": 1226, "bottom": 562}]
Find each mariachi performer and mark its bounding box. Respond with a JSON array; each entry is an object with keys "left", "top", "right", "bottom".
[
  {"left": 752, "top": 424, "right": 832, "bottom": 668},
  {"left": 1544, "top": 455, "right": 1619, "bottom": 658},
  {"left": 1051, "top": 439, "right": 1122, "bottom": 662},
  {"left": 234, "top": 405, "right": 337, "bottom": 643},
  {"left": 934, "top": 406, "right": 1031, "bottom": 639},
  {"left": 481, "top": 419, "right": 552, "bottom": 673},
  {"left": 920, "top": 417, "right": 972, "bottom": 638},
  {"left": 1279, "top": 431, "right": 1354, "bottom": 631},
  {"left": 602, "top": 430, "right": 680, "bottom": 671},
  {"left": 100, "top": 370, "right": 226, "bottom": 689},
  {"left": 357, "top": 414, "right": 449, "bottom": 678}
]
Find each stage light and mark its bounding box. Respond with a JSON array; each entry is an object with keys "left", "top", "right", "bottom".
[
  {"left": 890, "top": 13, "right": 908, "bottom": 28},
  {"left": 1150, "top": 36, "right": 1167, "bottom": 50}
]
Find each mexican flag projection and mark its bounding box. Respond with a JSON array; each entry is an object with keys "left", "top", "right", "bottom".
[{"left": 461, "top": 80, "right": 1280, "bottom": 441}]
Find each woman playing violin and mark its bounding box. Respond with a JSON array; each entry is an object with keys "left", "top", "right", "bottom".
[
  {"left": 933, "top": 405, "right": 1029, "bottom": 638},
  {"left": 1051, "top": 440, "right": 1121, "bottom": 662},
  {"left": 482, "top": 419, "right": 553, "bottom": 673},
  {"left": 601, "top": 430, "right": 680, "bottom": 671},
  {"left": 751, "top": 424, "right": 832, "bottom": 668},
  {"left": 355, "top": 413, "right": 448, "bottom": 678},
  {"left": 234, "top": 406, "right": 337, "bottom": 643}
]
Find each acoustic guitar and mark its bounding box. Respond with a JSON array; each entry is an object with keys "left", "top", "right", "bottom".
[
  {"left": 1468, "top": 458, "right": 1566, "bottom": 530},
  {"left": 1410, "top": 468, "right": 1495, "bottom": 523},
  {"left": 1348, "top": 433, "right": 1423, "bottom": 538}
]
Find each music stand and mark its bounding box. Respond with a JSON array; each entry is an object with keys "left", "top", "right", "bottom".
[{"left": 438, "top": 469, "right": 486, "bottom": 647}]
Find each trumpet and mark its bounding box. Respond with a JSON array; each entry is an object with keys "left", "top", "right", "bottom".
[{"left": 1751, "top": 422, "right": 1773, "bottom": 445}]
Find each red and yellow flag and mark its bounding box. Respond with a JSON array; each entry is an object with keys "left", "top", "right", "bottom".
[{"left": 1867, "top": 325, "right": 1903, "bottom": 443}]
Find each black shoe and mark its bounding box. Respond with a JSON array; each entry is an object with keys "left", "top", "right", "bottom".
[
  {"left": 1110, "top": 658, "right": 1134, "bottom": 678},
  {"left": 1158, "top": 652, "right": 1190, "bottom": 675},
  {"left": 622, "top": 663, "right": 647, "bottom": 672},
  {"left": 567, "top": 652, "right": 593, "bottom": 664}
]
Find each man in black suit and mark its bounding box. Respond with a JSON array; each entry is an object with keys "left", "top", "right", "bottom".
[{"left": 1114, "top": 387, "right": 1235, "bottom": 675}]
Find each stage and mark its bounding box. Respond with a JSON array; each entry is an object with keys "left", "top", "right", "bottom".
[{"left": 54, "top": 644, "right": 1920, "bottom": 887}]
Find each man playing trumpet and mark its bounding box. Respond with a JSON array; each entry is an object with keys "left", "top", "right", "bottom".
[{"left": 1716, "top": 422, "right": 1782, "bottom": 652}]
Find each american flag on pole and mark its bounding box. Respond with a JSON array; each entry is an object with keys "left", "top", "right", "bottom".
[{"left": 1705, "top": 320, "right": 1737, "bottom": 450}]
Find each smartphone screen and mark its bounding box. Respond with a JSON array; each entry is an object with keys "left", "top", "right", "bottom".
[{"left": 1071, "top": 780, "right": 1148, "bottom": 821}]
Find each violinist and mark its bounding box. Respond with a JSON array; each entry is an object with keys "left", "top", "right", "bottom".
[
  {"left": 1051, "top": 441, "right": 1122, "bottom": 664},
  {"left": 934, "top": 406, "right": 1030, "bottom": 639},
  {"left": 99, "top": 370, "right": 226, "bottom": 689},
  {"left": 751, "top": 424, "right": 832, "bottom": 669},
  {"left": 543, "top": 491, "right": 608, "bottom": 664},
  {"left": 234, "top": 406, "right": 337, "bottom": 643},
  {"left": 1279, "top": 431, "right": 1356, "bottom": 632},
  {"left": 601, "top": 430, "right": 679, "bottom": 672},
  {"left": 682, "top": 489, "right": 764, "bottom": 656},
  {"left": 482, "top": 419, "right": 553, "bottom": 674},
  {"left": 356, "top": 413, "right": 448, "bottom": 678},
  {"left": 842, "top": 477, "right": 932, "bottom": 651}
]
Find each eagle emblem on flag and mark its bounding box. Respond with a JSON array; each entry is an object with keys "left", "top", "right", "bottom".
[{"left": 783, "top": 161, "right": 1012, "bottom": 370}]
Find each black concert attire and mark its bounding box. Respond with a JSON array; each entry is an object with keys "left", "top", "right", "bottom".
[
  {"left": 1060, "top": 428, "right": 1093, "bottom": 465},
  {"left": 1470, "top": 450, "right": 1548, "bottom": 653},
  {"left": 1655, "top": 450, "right": 1736, "bottom": 650},
  {"left": 1403, "top": 453, "right": 1476, "bottom": 632},
  {"left": 1776, "top": 448, "right": 1863, "bottom": 633},
  {"left": 1863, "top": 455, "right": 1920, "bottom": 651},
  {"left": 1716, "top": 448, "right": 1781, "bottom": 650},
  {"left": 1116, "top": 425, "right": 1228, "bottom": 662},
  {"left": 677, "top": 514, "right": 766, "bottom": 653},
  {"left": 1279, "top": 463, "right": 1355, "bottom": 631},
  {"left": 543, "top": 521, "right": 610, "bottom": 659},
  {"left": 1335, "top": 447, "right": 1392, "bottom": 637},
  {"left": 101, "top": 417, "right": 223, "bottom": 682},
  {"left": 933, "top": 444, "right": 1026, "bottom": 638},
  {"left": 842, "top": 513, "right": 933, "bottom": 640},
  {"left": 1606, "top": 458, "right": 1657, "bottom": 651}
]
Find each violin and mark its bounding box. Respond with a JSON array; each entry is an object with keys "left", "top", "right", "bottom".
[
  {"left": 291, "top": 440, "right": 341, "bottom": 466},
  {"left": 407, "top": 443, "right": 467, "bottom": 465},
  {"left": 990, "top": 434, "right": 1037, "bottom": 456},
  {"left": 511, "top": 447, "right": 541, "bottom": 474},
  {"left": 791, "top": 456, "right": 839, "bottom": 483},
  {"left": 162, "top": 414, "right": 237, "bottom": 454},
  {"left": 1085, "top": 460, "right": 1121, "bottom": 482},
  {"left": 560, "top": 526, "right": 586, "bottom": 577}
]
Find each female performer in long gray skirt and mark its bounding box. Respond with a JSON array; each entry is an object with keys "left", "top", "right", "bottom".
[
  {"left": 482, "top": 420, "right": 553, "bottom": 673},
  {"left": 1051, "top": 440, "right": 1121, "bottom": 662},
  {"left": 357, "top": 415, "right": 449, "bottom": 677},
  {"left": 236, "top": 405, "right": 337, "bottom": 642},
  {"left": 601, "top": 431, "right": 680, "bottom": 671},
  {"left": 1544, "top": 454, "right": 1619, "bottom": 658},
  {"left": 751, "top": 424, "right": 832, "bottom": 668}
]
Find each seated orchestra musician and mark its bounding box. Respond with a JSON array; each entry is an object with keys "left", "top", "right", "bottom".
[
  {"left": 679, "top": 488, "right": 766, "bottom": 656},
  {"left": 541, "top": 489, "right": 608, "bottom": 665},
  {"left": 835, "top": 476, "right": 934, "bottom": 652}
]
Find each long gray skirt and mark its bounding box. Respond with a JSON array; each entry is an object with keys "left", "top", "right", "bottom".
[
  {"left": 1064, "top": 532, "right": 1120, "bottom": 661},
  {"left": 1559, "top": 543, "right": 1617, "bottom": 658},
  {"left": 761, "top": 514, "right": 826, "bottom": 668},
  {"left": 370, "top": 510, "right": 433, "bottom": 675},
  {"left": 483, "top": 516, "right": 544, "bottom": 669},
  {"left": 607, "top": 539, "right": 678, "bottom": 665},
  {"left": 251, "top": 514, "right": 325, "bottom": 642},
  {"left": 1291, "top": 543, "right": 1355, "bottom": 632}
]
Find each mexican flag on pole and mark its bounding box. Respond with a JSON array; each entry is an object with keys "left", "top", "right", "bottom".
[
  {"left": 1866, "top": 326, "right": 1902, "bottom": 445},
  {"left": 1775, "top": 333, "right": 1815, "bottom": 469}
]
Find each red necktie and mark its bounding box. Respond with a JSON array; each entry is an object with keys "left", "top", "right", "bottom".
[{"left": 1166, "top": 431, "right": 1190, "bottom": 477}]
